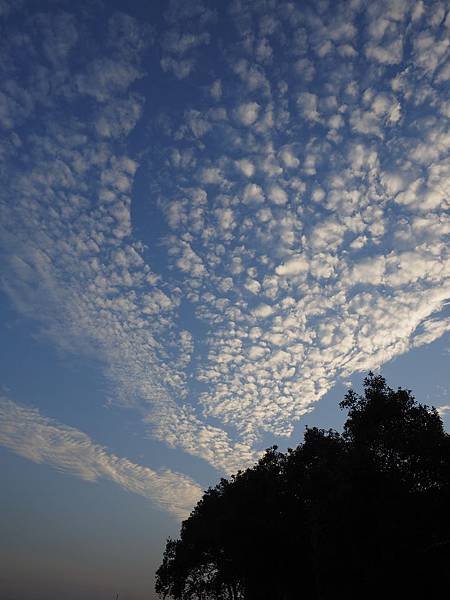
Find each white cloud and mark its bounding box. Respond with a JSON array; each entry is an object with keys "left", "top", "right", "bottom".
[
  {"left": 216, "top": 207, "right": 235, "bottom": 230},
  {"left": 350, "top": 256, "right": 386, "bottom": 285},
  {"left": 76, "top": 58, "right": 143, "bottom": 102},
  {"left": 176, "top": 242, "right": 208, "bottom": 276},
  {"left": 243, "top": 183, "right": 265, "bottom": 203},
  {"left": 294, "top": 58, "right": 315, "bottom": 81},
  {"left": 0, "top": 396, "right": 202, "bottom": 520},
  {"left": 256, "top": 207, "right": 272, "bottom": 222},
  {"left": 95, "top": 94, "right": 144, "bottom": 138},
  {"left": 162, "top": 30, "right": 210, "bottom": 55},
  {"left": 161, "top": 56, "right": 195, "bottom": 79},
  {"left": 236, "top": 102, "right": 260, "bottom": 126},
  {"left": 236, "top": 159, "right": 255, "bottom": 177},
  {"left": 245, "top": 278, "right": 261, "bottom": 294},
  {"left": 233, "top": 59, "right": 270, "bottom": 93},
  {"left": 1, "top": 0, "right": 450, "bottom": 480},
  {"left": 412, "top": 317, "right": 450, "bottom": 348},
  {"left": 275, "top": 255, "right": 309, "bottom": 277},
  {"left": 268, "top": 184, "right": 288, "bottom": 205},
  {"left": 279, "top": 147, "right": 300, "bottom": 169},
  {"left": 365, "top": 39, "right": 403, "bottom": 64},
  {"left": 200, "top": 167, "right": 224, "bottom": 184},
  {"left": 185, "top": 110, "right": 212, "bottom": 138},
  {"left": 248, "top": 345, "right": 266, "bottom": 359},
  {"left": 210, "top": 79, "right": 222, "bottom": 100},
  {"left": 297, "top": 92, "right": 320, "bottom": 122},
  {"left": 252, "top": 303, "right": 274, "bottom": 318}
]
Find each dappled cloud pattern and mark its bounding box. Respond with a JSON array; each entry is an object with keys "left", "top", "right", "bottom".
[{"left": 0, "top": 0, "right": 449, "bottom": 510}]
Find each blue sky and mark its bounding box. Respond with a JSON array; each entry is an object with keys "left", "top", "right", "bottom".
[{"left": 0, "top": 0, "right": 449, "bottom": 597}]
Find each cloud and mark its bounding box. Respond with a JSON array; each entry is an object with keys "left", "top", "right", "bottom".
[
  {"left": 252, "top": 304, "right": 274, "bottom": 318},
  {"left": 297, "top": 93, "right": 320, "bottom": 122},
  {"left": 160, "top": 56, "right": 196, "bottom": 79},
  {"left": 236, "top": 159, "right": 255, "bottom": 177},
  {"left": 95, "top": 94, "right": 144, "bottom": 138},
  {"left": 1, "top": 0, "right": 449, "bottom": 482},
  {"left": 176, "top": 241, "right": 208, "bottom": 276},
  {"left": 275, "top": 255, "right": 309, "bottom": 277},
  {"left": 236, "top": 102, "right": 260, "bottom": 126},
  {"left": 210, "top": 79, "right": 222, "bottom": 100},
  {"left": 365, "top": 39, "right": 403, "bottom": 64},
  {"left": 0, "top": 396, "right": 201, "bottom": 520},
  {"left": 350, "top": 256, "right": 386, "bottom": 286},
  {"left": 279, "top": 147, "right": 300, "bottom": 169},
  {"left": 159, "top": 16, "right": 212, "bottom": 81},
  {"left": 76, "top": 58, "right": 144, "bottom": 102},
  {"left": 162, "top": 30, "right": 210, "bottom": 55},
  {"left": 412, "top": 317, "right": 450, "bottom": 348},
  {"left": 268, "top": 184, "right": 288, "bottom": 205},
  {"left": 243, "top": 183, "right": 265, "bottom": 203}
]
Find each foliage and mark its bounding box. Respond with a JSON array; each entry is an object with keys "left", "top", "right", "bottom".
[{"left": 156, "top": 374, "right": 450, "bottom": 599}]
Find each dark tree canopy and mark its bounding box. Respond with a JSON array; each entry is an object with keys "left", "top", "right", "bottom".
[{"left": 156, "top": 374, "right": 450, "bottom": 600}]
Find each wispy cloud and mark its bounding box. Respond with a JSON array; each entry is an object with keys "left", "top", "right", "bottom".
[{"left": 0, "top": 396, "right": 201, "bottom": 520}]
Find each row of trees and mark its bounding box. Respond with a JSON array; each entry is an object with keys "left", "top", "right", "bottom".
[{"left": 156, "top": 374, "right": 450, "bottom": 599}]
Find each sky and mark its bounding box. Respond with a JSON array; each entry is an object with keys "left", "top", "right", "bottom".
[{"left": 0, "top": 0, "right": 449, "bottom": 597}]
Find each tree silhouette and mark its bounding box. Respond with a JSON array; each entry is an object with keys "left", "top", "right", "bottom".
[{"left": 156, "top": 373, "right": 450, "bottom": 599}]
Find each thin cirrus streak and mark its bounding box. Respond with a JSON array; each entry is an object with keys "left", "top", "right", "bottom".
[
  {"left": 0, "top": 0, "right": 449, "bottom": 509},
  {"left": 0, "top": 396, "right": 202, "bottom": 520}
]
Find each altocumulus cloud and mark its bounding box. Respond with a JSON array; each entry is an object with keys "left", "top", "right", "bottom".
[{"left": 0, "top": 0, "right": 449, "bottom": 511}]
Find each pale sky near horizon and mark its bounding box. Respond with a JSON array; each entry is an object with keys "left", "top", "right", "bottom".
[{"left": 0, "top": 0, "right": 449, "bottom": 598}]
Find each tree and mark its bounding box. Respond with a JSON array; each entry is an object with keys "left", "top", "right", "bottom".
[{"left": 156, "top": 373, "right": 450, "bottom": 599}]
